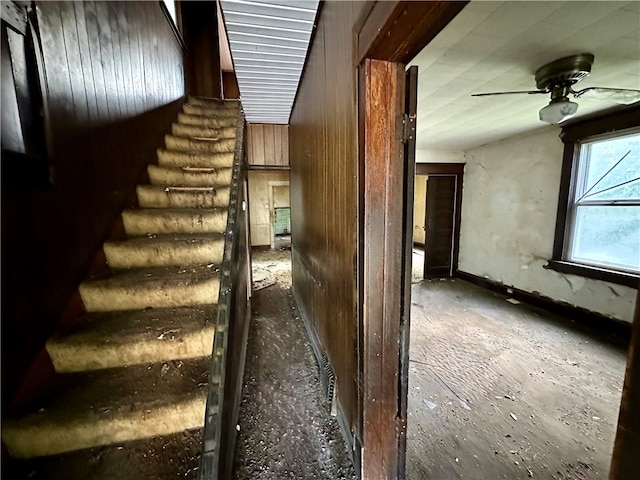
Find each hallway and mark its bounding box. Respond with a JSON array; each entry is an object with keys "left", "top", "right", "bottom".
[{"left": 233, "top": 250, "right": 356, "bottom": 479}]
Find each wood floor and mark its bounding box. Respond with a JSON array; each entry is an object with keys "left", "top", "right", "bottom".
[{"left": 406, "top": 278, "right": 627, "bottom": 480}]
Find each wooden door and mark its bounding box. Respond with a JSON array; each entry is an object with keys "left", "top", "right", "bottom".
[{"left": 424, "top": 175, "right": 457, "bottom": 278}]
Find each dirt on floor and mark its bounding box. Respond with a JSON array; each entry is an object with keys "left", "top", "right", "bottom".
[
  {"left": 233, "top": 248, "right": 356, "bottom": 480},
  {"left": 406, "top": 278, "right": 627, "bottom": 480}
]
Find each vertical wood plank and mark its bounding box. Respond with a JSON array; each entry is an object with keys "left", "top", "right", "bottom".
[
  {"left": 263, "top": 125, "right": 275, "bottom": 165},
  {"left": 253, "top": 124, "right": 265, "bottom": 165}
]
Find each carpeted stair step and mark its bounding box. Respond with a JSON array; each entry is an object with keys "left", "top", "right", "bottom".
[
  {"left": 4, "top": 428, "right": 205, "bottom": 479},
  {"left": 2, "top": 357, "right": 214, "bottom": 458},
  {"left": 104, "top": 233, "right": 225, "bottom": 268},
  {"left": 171, "top": 123, "right": 236, "bottom": 139},
  {"left": 46, "top": 305, "right": 217, "bottom": 372},
  {"left": 165, "top": 134, "right": 236, "bottom": 154},
  {"left": 183, "top": 103, "right": 239, "bottom": 118},
  {"left": 177, "top": 112, "right": 237, "bottom": 128},
  {"left": 157, "top": 148, "right": 234, "bottom": 169},
  {"left": 122, "top": 208, "right": 228, "bottom": 236},
  {"left": 147, "top": 164, "right": 233, "bottom": 187},
  {"left": 187, "top": 96, "right": 239, "bottom": 109},
  {"left": 79, "top": 265, "right": 221, "bottom": 312},
  {"left": 137, "top": 184, "right": 231, "bottom": 209}
]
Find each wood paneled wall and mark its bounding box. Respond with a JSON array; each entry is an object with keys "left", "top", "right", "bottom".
[
  {"left": 1, "top": 1, "right": 185, "bottom": 405},
  {"left": 289, "top": 0, "right": 368, "bottom": 455},
  {"left": 247, "top": 123, "right": 289, "bottom": 168}
]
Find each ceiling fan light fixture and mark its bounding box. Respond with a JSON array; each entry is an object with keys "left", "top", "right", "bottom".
[{"left": 538, "top": 98, "right": 578, "bottom": 124}]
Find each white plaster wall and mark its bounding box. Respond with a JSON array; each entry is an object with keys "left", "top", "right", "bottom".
[
  {"left": 458, "top": 127, "right": 637, "bottom": 322},
  {"left": 416, "top": 149, "right": 465, "bottom": 163}
]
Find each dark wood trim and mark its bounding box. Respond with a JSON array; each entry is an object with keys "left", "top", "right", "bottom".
[
  {"left": 546, "top": 260, "right": 639, "bottom": 289},
  {"left": 158, "top": 1, "right": 185, "bottom": 51},
  {"left": 609, "top": 289, "right": 640, "bottom": 480},
  {"left": 415, "top": 162, "right": 464, "bottom": 176},
  {"left": 560, "top": 105, "right": 640, "bottom": 143},
  {"left": 455, "top": 270, "right": 631, "bottom": 345},
  {"left": 360, "top": 58, "right": 406, "bottom": 480},
  {"left": 552, "top": 106, "right": 640, "bottom": 278},
  {"left": 358, "top": 1, "right": 468, "bottom": 65}
]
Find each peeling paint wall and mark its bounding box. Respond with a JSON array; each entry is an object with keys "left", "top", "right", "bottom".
[
  {"left": 458, "top": 127, "right": 637, "bottom": 322},
  {"left": 247, "top": 171, "right": 290, "bottom": 247}
]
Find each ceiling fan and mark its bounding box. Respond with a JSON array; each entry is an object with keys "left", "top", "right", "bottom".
[{"left": 471, "top": 53, "right": 640, "bottom": 124}]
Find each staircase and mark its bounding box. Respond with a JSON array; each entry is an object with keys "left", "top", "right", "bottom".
[{"left": 2, "top": 97, "right": 248, "bottom": 478}]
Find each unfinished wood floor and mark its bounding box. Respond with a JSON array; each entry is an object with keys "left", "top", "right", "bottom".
[{"left": 407, "top": 278, "right": 627, "bottom": 480}]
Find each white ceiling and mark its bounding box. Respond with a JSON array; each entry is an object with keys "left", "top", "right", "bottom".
[
  {"left": 409, "top": 1, "right": 640, "bottom": 152},
  {"left": 219, "top": 0, "right": 319, "bottom": 124}
]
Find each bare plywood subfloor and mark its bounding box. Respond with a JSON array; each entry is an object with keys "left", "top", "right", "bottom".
[{"left": 407, "top": 278, "right": 627, "bottom": 480}]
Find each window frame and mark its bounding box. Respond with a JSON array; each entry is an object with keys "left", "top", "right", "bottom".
[{"left": 548, "top": 106, "right": 640, "bottom": 288}]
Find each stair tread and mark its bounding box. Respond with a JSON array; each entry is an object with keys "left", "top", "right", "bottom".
[
  {"left": 157, "top": 148, "right": 235, "bottom": 168},
  {"left": 7, "top": 357, "right": 212, "bottom": 420},
  {"left": 2, "top": 357, "right": 214, "bottom": 458},
  {"left": 49, "top": 304, "right": 217, "bottom": 349},
  {"left": 106, "top": 232, "right": 225, "bottom": 248},
  {"left": 5, "top": 428, "right": 203, "bottom": 480},
  {"left": 83, "top": 263, "right": 221, "bottom": 286},
  {"left": 123, "top": 207, "right": 229, "bottom": 217}
]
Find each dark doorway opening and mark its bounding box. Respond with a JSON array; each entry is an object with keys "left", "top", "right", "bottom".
[{"left": 414, "top": 163, "right": 463, "bottom": 280}]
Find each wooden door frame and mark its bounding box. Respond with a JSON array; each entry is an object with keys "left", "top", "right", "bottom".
[
  {"left": 416, "top": 163, "right": 464, "bottom": 278},
  {"left": 356, "top": 2, "right": 468, "bottom": 478}
]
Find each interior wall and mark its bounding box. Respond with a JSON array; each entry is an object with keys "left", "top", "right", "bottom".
[
  {"left": 458, "top": 127, "right": 637, "bottom": 322},
  {"left": 247, "top": 171, "right": 289, "bottom": 247},
  {"left": 247, "top": 124, "right": 289, "bottom": 168},
  {"left": 416, "top": 149, "right": 464, "bottom": 163},
  {"left": 1, "top": 1, "right": 185, "bottom": 405},
  {"left": 413, "top": 175, "right": 427, "bottom": 245},
  {"left": 289, "top": 0, "right": 367, "bottom": 447}
]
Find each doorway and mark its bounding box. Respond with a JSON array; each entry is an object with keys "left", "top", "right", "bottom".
[{"left": 413, "top": 164, "right": 464, "bottom": 280}]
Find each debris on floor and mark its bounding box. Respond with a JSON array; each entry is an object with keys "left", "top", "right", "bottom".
[{"left": 233, "top": 249, "right": 356, "bottom": 479}]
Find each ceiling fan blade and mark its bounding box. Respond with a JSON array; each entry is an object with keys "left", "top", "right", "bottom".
[
  {"left": 573, "top": 87, "right": 640, "bottom": 105},
  {"left": 471, "top": 90, "right": 547, "bottom": 97}
]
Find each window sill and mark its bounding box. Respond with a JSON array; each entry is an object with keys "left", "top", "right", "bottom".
[{"left": 545, "top": 260, "right": 639, "bottom": 288}]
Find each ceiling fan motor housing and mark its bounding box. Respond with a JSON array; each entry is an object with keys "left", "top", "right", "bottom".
[{"left": 535, "top": 53, "right": 595, "bottom": 91}]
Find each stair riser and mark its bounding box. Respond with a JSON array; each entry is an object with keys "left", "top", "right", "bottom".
[
  {"left": 183, "top": 104, "right": 238, "bottom": 117},
  {"left": 47, "top": 327, "right": 215, "bottom": 373},
  {"left": 148, "top": 165, "right": 233, "bottom": 187},
  {"left": 104, "top": 239, "right": 224, "bottom": 268},
  {"left": 165, "top": 135, "right": 235, "bottom": 154},
  {"left": 122, "top": 210, "right": 227, "bottom": 235},
  {"left": 177, "top": 113, "right": 236, "bottom": 128},
  {"left": 79, "top": 276, "right": 220, "bottom": 312},
  {"left": 2, "top": 395, "right": 206, "bottom": 459},
  {"left": 171, "top": 123, "right": 236, "bottom": 139},
  {"left": 157, "top": 149, "right": 234, "bottom": 168},
  {"left": 137, "top": 186, "right": 231, "bottom": 209}
]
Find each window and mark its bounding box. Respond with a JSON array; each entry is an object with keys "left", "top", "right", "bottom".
[{"left": 549, "top": 108, "right": 640, "bottom": 287}]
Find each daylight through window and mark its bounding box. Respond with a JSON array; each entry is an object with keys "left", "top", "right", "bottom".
[{"left": 566, "top": 129, "right": 640, "bottom": 273}]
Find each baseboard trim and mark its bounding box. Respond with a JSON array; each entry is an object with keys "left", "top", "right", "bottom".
[{"left": 454, "top": 270, "right": 631, "bottom": 344}]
